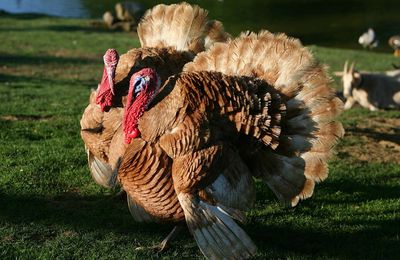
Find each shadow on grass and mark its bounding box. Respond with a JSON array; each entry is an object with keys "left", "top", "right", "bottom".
[
  {"left": 0, "top": 73, "right": 95, "bottom": 88},
  {"left": 0, "top": 114, "right": 53, "bottom": 122},
  {"left": 45, "top": 24, "right": 134, "bottom": 34},
  {"left": 248, "top": 179, "right": 400, "bottom": 259},
  {"left": 0, "top": 191, "right": 181, "bottom": 239},
  {"left": 249, "top": 218, "right": 399, "bottom": 259},
  {"left": 322, "top": 177, "right": 400, "bottom": 203},
  {"left": 0, "top": 181, "right": 398, "bottom": 259},
  {"left": 0, "top": 54, "right": 96, "bottom": 66},
  {"left": 0, "top": 54, "right": 100, "bottom": 88},
  {"left": 0, "top": 24, "right": 126, "bottom": 34},
  {"left": 0, "top": 118, "right": 54, "bottom": 141},
  {"left": 347, "top": 127, "right": 400, "bottom": 144}
]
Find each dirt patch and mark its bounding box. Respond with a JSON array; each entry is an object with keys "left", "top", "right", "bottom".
[
  {"left": 341, "top": 117, "right": 400, "bottom": 163},
  {"left": 1, "top": 114, "right": 53, "bottom": 121},
  {"left": 62, "top": 230, "right": 78, "bottom": 237},
  {"left": 1, "top": 235, "right": 13, "bottom": 242}
]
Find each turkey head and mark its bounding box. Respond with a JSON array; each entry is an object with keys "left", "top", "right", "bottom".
[
  {"left": 96, "top": 48, "right": 120, "bottom": 111},
  {"left": 124, "top": 68, "right": 160, "bottom": 144}
]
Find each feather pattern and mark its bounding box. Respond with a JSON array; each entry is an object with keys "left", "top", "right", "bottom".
[
  {"left": 126, "top": 193, "right": 161, "bottom": 223},
  {"left": 118, "top": 138, "right": 184, "bottom": 221},
  {"left": 177, "top": 193, "right": 257, "bottom": 260},
  {"left": 87, "top": 149, "right": 117, "bottom": 188},
  {"left": 81, "top": 2, "right": 230, "bottom": 191},
  {"left": 184, "top": 31, "right": 344, "bottom": 206},
  {"left": 138, "top": 2, "right": 229, "bottom": 53},
  {"left": 80, "top": 91, "right": 123, "bottom": 187},
  {"left": 140, "top": 72, "right": 285, "bottom": 148}
]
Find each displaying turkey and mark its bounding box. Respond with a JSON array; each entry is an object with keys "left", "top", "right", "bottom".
[
  {"left": 80, "top": 2, "right": 230, "bottom": 188},
  {"left": 114, "top": 31, "right": 344, "bottom": 259}
]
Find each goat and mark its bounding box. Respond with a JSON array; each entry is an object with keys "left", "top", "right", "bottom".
[{"left": 334, "top": 61, "right": 400, "bottom": 111}]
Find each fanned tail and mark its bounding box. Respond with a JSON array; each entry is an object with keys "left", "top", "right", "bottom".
[
  {"left": 137, "top": 2, "right": 230, "bottom": 53},
  {"left": 184, "top": 31, "right": 344, "bottom": 206},
  {"left": 204, "top": 20, "right": 231, "bottom": 49}
]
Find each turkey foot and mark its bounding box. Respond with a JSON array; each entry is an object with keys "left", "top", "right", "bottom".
[{"left": 135, "top": 225, "right": 183, "bottom": 252}]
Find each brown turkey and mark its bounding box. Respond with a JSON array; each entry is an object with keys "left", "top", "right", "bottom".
[
  {"left": 113, "top": 31, "right": 345, "bottom": 259},
  {"left": 80, "top": 2, "right": 230, "bottom": 188}
]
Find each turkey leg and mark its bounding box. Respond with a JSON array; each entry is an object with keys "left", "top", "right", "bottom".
[
  {"left": 154, "top": 225, "right": 183, "bottom": 252},
  {"left": 135, "top": 225, "right": 183, "bottom": 252}
]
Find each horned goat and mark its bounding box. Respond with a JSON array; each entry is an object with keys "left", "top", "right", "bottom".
[{"left": 334, "top": 61, "right": 400, "bottom": 111}]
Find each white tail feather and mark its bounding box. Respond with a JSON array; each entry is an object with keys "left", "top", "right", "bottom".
[
  {"left": 178, "top": 193, "right": 257, "bottom": 259},
  {"left": 88, "top": 150, "right": 117, "bottom": 188}
]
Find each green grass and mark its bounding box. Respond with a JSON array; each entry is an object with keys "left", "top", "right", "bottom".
[{"left": 1, "top": 13, "right": 399, "bottom": 259}]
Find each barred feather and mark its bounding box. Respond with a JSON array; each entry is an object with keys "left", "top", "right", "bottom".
[
  {"left": 184, "top": 31, "right": 344, "bottom": 206},
  {"left": 138, "top": 2, "right": 229, "bottom": 53}
]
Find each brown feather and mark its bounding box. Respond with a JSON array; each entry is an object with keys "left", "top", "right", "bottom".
[
  {"left": 183, "top": 31, "right": 343, "bottom": 206},
  {"left": 80, "top": 100, "right": 123, "bottom": 163},
  {"left": 118, "top": 139, "right": 184, "bottom": 221}
]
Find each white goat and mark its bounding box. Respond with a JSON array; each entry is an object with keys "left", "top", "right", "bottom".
[{"left": 334, "top": 61, "right": 400, "bottom": 111}]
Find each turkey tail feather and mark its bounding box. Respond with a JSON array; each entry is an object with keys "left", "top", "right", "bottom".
[
  {"left": 185, "top": 31, "right": 344, "bottom": 206},
  {"left": 138, "top": 3, "right": 229, "bottom": 53},
  {"left": 204, "top": 20, "right": 232, "bottom": 50},
  {"left": 87, "top": 150, "right": 118, "bottom": 189},
  {"left": 178, "top": 193, "right": 257, "bottom": 259}
]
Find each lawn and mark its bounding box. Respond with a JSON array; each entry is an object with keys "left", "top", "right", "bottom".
[{"left": 0, "top": 13, "right": 399, "bottom": 259}]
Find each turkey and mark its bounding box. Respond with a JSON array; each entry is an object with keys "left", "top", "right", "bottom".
[
  {"left": 80, "top": 2, "right": 230, "bottom": 188},
  {"left": 115, "top": 31, "right": 344, "bottom": 259}
]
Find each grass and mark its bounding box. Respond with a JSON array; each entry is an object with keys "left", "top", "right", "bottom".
[{"left": 0, "top": 13, "right": 399, "bottom": 260}]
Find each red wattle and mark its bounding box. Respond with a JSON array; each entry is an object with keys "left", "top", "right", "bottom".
[
  {"left": 128, "top": 128, "right": 140, "bottom": 139},
  {"left": 123, "top": 68, "right": 158, "bottom": 145},
  {"left": 125, "top": 128, "right": 140, "bottom": 144},
  {"left": 96, "top": 67, "right": 114, "bottom": 111}
]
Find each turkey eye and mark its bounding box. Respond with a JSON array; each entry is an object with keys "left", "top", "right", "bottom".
[{"left": 134, "top": 77, "right": 145, "bottom": 95}]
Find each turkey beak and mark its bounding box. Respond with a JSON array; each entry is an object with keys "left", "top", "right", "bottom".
[{"left": 106, "top": 66, "right": 115, "bottom": 95}]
